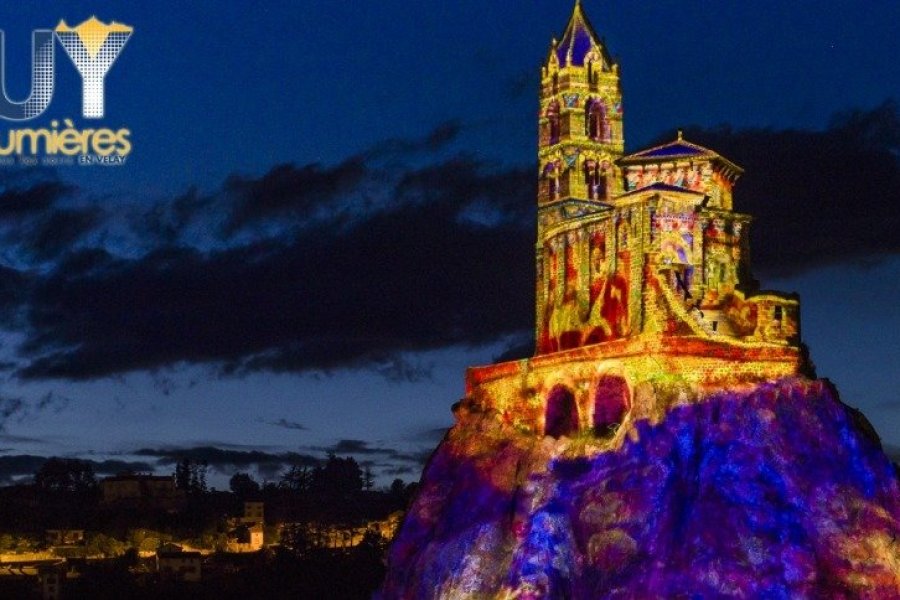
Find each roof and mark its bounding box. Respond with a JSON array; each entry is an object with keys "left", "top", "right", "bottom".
[
  {"left": 555, "top": 0, "right": 611, "bottom": 67},
  {"left": 620, "top": 132, "right": 743, "bottom": 173}
]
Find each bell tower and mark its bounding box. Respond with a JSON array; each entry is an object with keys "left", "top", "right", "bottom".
[
  {"left": 536, "top": 1, "right": 625, "bottom": 351},
  {"left": 537, "top": 0, "right": 624, "bottom": 217}
]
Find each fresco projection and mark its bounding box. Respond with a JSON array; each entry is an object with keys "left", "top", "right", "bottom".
[
  {"left": 381, "top": 2, "right": 900, "bottom": 597},
  {"left": 381, "top": 381, "right": 900, "bottom": 598}
]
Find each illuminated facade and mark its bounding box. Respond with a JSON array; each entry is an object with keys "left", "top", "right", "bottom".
[
  {"left": 465, "top": 1, "right": 802, "bottom": 438},
  {"left": 382, "top": 5, "right": 900, "bottom": 597}
]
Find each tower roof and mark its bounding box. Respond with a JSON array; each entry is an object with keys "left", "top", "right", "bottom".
[{"left": 555, "top": 1, "right": 610, "bottom": 67}]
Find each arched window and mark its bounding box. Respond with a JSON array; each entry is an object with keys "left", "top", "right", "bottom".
[
  {"left": 583, "top": 159, "right": 606, "bottom": 200},
  {"left": 586, "top": 99, "right": 607, "bottom": 141},
  {"left": 545, "top": 386, "right": 578, "bottom": 438},
  {"left": 547, "top": 101, "right": 560, "bottom": 145},
  {"left": 593, "top": 376, "right": 629, "bottom": 437},
  {"left": 543, "top": 162, "right": 560, "bottom": 201}
]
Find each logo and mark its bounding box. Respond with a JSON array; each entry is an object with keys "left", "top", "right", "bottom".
[{"left": 0, "top": 16, "right": 133, "bottom": 166}]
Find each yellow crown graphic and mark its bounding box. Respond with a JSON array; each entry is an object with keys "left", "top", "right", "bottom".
[{"left": 55, "top": 16, "right": 133, "bottom": 58}]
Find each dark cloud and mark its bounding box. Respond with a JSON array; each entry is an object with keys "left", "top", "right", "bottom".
[
  {"left": 365, "top": 120, "right": 463, "bottom": 159},
  {"left": 22, "top": 207, "right": 103, "bottom": 261},
  {"left": 222, "top": 158, "right": 367, "bottom": 235},
  {"left": 0, "top": 454, "right": 153, "bottom": 485},
  {"left": 133, "top": 445, "right": 319, "bottom": 473},
  {"left": 676, "top": 99, "right": 900, "bottom": 276},
  {"left": 262, "top": 418, "right": 308, "bottom": 432},
  {"left": 380, "top": 465, "right": 417, "bottom": 477},
  {"left": 15, "top": 154, "right": 534, "bottom": 381},
  {"left": 327, "top": 439, "right": 396, "bottom": 456},
  {"left": 0, "top": 173, "right": 73, "bottom": 218},
  {"left": 315, "top": 439, "right": 431, "bottom": 466}
]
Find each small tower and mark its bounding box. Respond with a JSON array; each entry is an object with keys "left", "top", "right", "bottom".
[{"left": 538, "top": 0, "right": 624, "bottom": 214}]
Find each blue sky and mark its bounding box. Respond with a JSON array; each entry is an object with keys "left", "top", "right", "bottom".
[{"left": 0, "top": 1, "right": 897, "bottom": 487}]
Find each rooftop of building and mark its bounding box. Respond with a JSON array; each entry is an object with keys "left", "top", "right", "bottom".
[
  {"left": 620, "top": 132, "right": 743, "bottom": 174},
  {"left": 554, "top": 0, "right": 613, "bottom": 68}
]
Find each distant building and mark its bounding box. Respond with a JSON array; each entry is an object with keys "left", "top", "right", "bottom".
[
  {"left": 99, "top": 474, "right": 184, "bottom": 510},
  {"left": 226, "top": 501, "right": 265, "bottom": 552},
  {"left": 241, "top": 501, "right": 264, "bottom": 524},
  {"left": 45, "top": 530, "right": 84, "bottom": 547},
  {"left": 225, "top": 523, "right": 264, "bottom": 553}
]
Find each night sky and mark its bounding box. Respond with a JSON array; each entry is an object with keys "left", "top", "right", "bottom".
[{"left": 0, "top": 1, "right": 897, "bottom": 488}]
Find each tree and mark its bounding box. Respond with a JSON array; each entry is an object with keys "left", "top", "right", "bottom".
[
  {"left": 175, "top": 458, "right": 191, "bottom": 491},
  {"left": 34, "top": 457, "right": 96, "bottom": 493},
  {"left": 311, "top": 454, "right": 363, "bottom": 499},
  {"left": 174, "top": 458, "right": 208, "bottom": 494},
  {"left": 84, "top": 533, "right": 126, "bottom": 558},
  {"left": 363, "top": 465, "right": 375, "bottom": 491},
  {"left": 280, "top": 464, "right": 312, "bottom": 492},
  {"left": 229, "top": 472, "right": 260, "bottom": 497}
]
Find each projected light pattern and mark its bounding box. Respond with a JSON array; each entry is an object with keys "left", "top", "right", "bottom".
[
  {"left": 381, "top": 380, "right": 900, "bottom": 598},
  {"left": 381, "top": 2, "right": 900, "bottom": 597}
]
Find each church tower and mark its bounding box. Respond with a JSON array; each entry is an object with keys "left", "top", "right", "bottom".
[
  {"left": 538, "top": 0, "right": 624, "bottom": 211},
  {"left": 536, "top": 1, "right": 626, "bottom": 352}
]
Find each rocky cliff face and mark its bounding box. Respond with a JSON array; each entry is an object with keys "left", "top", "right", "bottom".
[{"left": 380, "top": 378, "right": 900, "bottom": 598}]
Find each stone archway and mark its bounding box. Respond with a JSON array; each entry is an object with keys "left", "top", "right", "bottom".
[
  {"left": 593, "top": 375, "right": 629, "bottom": 437},
  {"left": 545, "top": 385, "right": 578, "bottom": 439}
]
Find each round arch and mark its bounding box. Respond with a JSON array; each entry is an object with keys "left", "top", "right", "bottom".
[
  {"left": 593, "top": 375, "right": 630, "bottom": 437},
  {"left": 544, "top": 385, "right": 579, "bottom": 439}
]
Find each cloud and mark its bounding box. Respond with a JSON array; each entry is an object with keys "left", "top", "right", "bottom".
[
  {"left": 222, "top": 158, "right": 367, "bottom": 236},
  {"left": 676, "top": 99, "right": 900, "bottom": 276},
  {"left": 0, "top": 169, "right": 74, "bottom": 218},
  {"left": 22, "top": 207, "right": 103, "bottom": 261},
  {"left": 365, "top": 120, "right": 463, "bottom": 159},
  {"left": 314, "top": 439, "right": 431, "bottom": 467},
  {"left": 0, "top": 454, "right": 154, "bottom": 485},
  {"left": 0, "top": 397, "right": 25, "bottom": 421},
  {"left": 262, "top": 418, "right": 308, "bottom": 431},
  {"left": 327, "top": 439, "right": 397, "bottom": 456},
  {"left": 14, "top": 154, "right": 534, "bottom": 381},
  {"left": 133, "top": 445, "right": 320, "bottom": 473}
]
